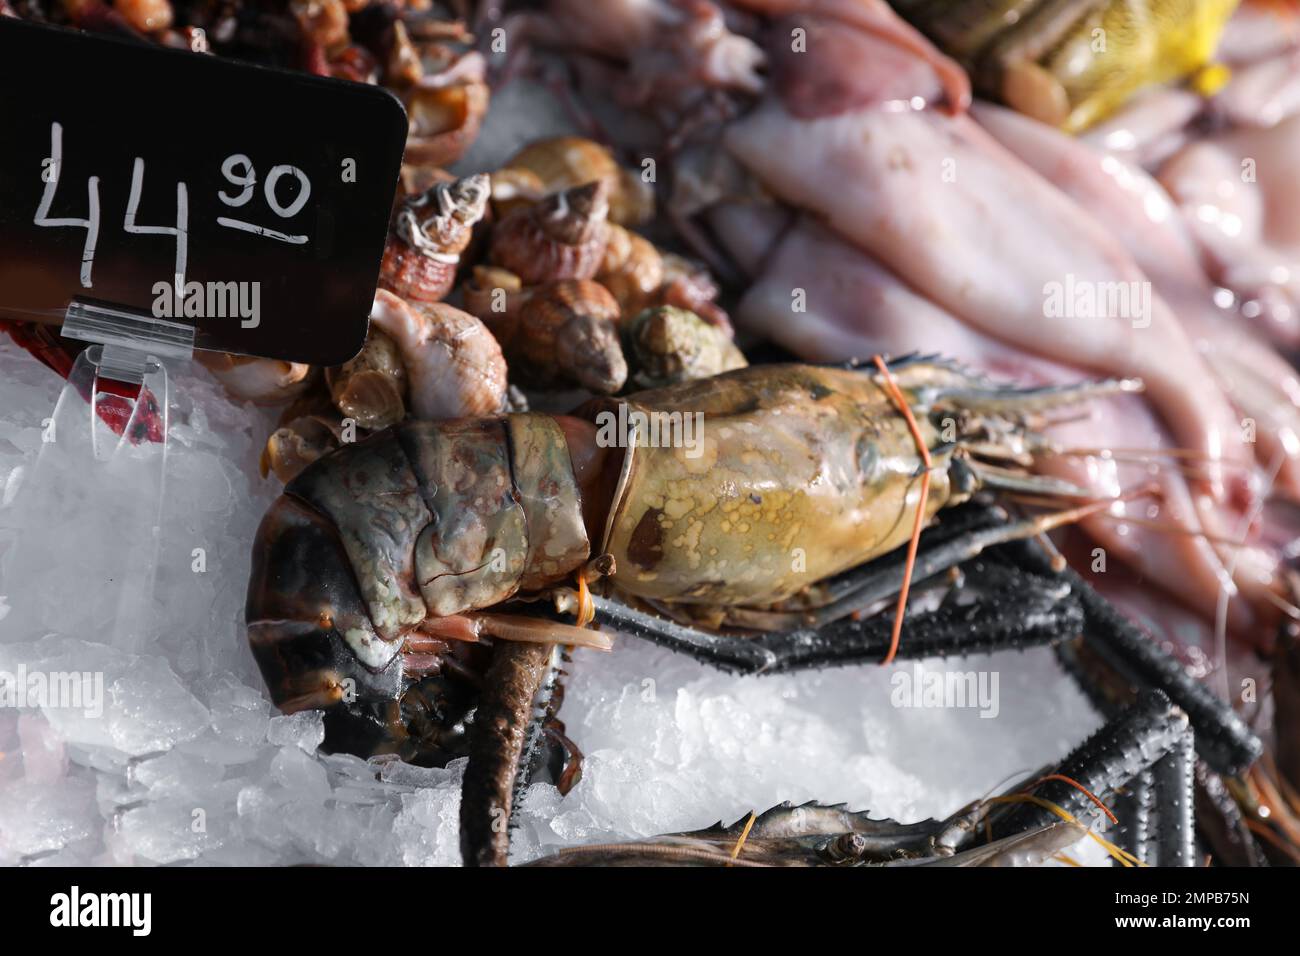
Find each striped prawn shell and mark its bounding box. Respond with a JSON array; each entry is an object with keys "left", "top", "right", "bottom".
[{"left": 245, "top": 413, "right": 588, "bottom": 759}]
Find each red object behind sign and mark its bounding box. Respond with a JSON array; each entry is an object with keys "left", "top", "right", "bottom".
[{"left": 1, "top": 319, "right": 164, "bottom": 444}]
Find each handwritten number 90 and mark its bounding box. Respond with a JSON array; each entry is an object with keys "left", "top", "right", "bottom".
[
  {"left": 217, "top": 153, "right": 310, "bottom": 244},
  {"left": 220, "top": 154, "right": 310, "bottom": 215}
]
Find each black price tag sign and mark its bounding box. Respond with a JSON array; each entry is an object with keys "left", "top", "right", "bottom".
[{"left": 0, "top": 18, "right": 407, "bottom": 366}]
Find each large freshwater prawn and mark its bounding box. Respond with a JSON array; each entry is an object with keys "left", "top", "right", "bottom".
[{"left": 245, "top": 356, "right": 1234, "bottom": 865}]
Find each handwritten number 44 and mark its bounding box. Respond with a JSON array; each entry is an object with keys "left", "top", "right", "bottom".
[
  {"left": 34, "top": 122, "right": 100, "bottom": 288},
  {"left": 34, "top": 123, "right": 311, "bottom": 290}
]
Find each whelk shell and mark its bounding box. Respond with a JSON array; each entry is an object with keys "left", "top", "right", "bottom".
[
  {"left": 380, "top": 173, "right": 490, "bottom": 303},
  {"left": 622, "top": 305, "right": 748, "bottom": 389},
  {"left": 489, "top": 180, "right": 611, "bottom": 285},
  {"left": 598, "top": 222, "right": 665, "bottom": 315},
  {"left": 369, "top": 289, "right": 508, "bottom": 419},
  {"left": 507, "top": 279, "right": 627, "bottom": 394},
  {"left": 325, "top": 327, "right": 408, "bottom": 431},
  {"left": 197, "top": 353, "right": 314, "bottom": 405},
  {"left": 505, "top": 136, "right": 654, "bottom": 226}
]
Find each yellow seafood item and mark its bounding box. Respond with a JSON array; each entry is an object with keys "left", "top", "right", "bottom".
[
  {"left": 1046, "top": 0, "right": 1240, "bottom": 132},
  {"left": 896, "top": 0, "right": 1241, "bottom": 132}
]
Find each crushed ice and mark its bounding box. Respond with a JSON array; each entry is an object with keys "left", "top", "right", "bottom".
[{"left": 0, "top": 340, "right": 1108, "bottom": 866}]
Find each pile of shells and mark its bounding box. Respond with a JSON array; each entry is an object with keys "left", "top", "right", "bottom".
[{"left": 198, "top": 136, "right": 746, "bottom": 484}]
